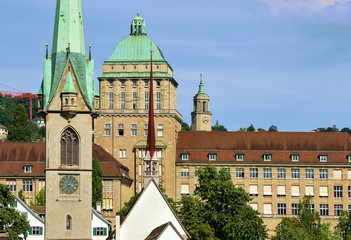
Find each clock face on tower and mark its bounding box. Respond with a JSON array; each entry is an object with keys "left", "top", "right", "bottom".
[
  {"left": 202, "top": 116, "right": 209, "bottom": 124},
  {"left": 59, "top": 175, "right": 79, "bottom": 194}
]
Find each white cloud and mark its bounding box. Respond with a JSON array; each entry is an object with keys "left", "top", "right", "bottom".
[{"left": 261, "top": 0, "right": 351, "bottom": 13}]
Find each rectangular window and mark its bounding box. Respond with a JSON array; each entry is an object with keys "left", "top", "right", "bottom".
[
  {"left": 195, "top": 170, "right": 198, "bottom": 178},
  {"left": 335, "top": 204, "right": 343, "bottom": 216},
  {"left": 109, "top": 92, "right": 113, "bottom": 109},
  {"left": 24, "top": 165, "right": 32, "bottom": 173},
  {"left": 334, "top": 186, "right": 343, "bottom": 198},
  {"left": 349, "top": 186, "right": 351, "bottom": 199},
  {"left": 133, "top": 92, "right": 137, "bottom": 109},
  {"left": 249, "top": 185, "right": 258, "bottom": 196},
  {"left": 156, "top": 92, "right": 161, "bottom": 109},
  {"left": 250, "top": 203, "right": 258, "bottom": 211},
  {"left": 334, "top": 170, "right": 342, "bottom": 180},
  {"left": 305, "top": 186, "right": 314, "bottom": 196},
  {"left": 292, "top": 169, "right": 300, "bottom": 179},
  {"left": 132, "top": 81, "right": 137, "bottom": 87},
  {"left": 291, "top": 154, "right": 299, "bottom": 162},
  {"left": 121, "top": 81, "right": 125, "bottom": 87},
  {"left": 145, "top": 92, "right": 149, "bottom": 110},
  {"left": 320, "top": 186, "right": 328, "bottom": 197},
  {"left": 291, "top": 186, "right": 300, "bottom": 197},
  {"left": 131, "top": 124, "right": 137, "bottom": 136},
  {"left": 320, "top": 204, "right": 329, "bottom": 216},
  {"left": 263, "top": 168, "right": 272, "bottom": 179},
  {"left": 144, "top": 80, "right": 149, "bottom": 88},
  {"left": 263, "top": 203, "right": 272, "bottom": 215},
  {"left": 292, "top": 204, "right": 299, "bottom": 215},
  {"left": 250, "top": 168, "right": 258, "bottom": 178},
  {"left": 22, "top": 179, "right": 33, "bottom": 192},
  {"left": 277, "top": 185, "right": 286, "bottom": 196},
  {"left": 181, "top": 169, "right": 190, "bottom": 178},
  {"left": 236, "top": 169, "right": 244, "bottom": 178},
  {"left": 121, "top": 92, "right": 125, "bottom": 109},
  {"left": 263, "top": 154, "right": 271, "bottom": 161},
  {"left": 109, "top": 81, "right": 113, "bottom": 88},
  {"left": 277, "top": 169, "right": 286, "bottom": 179},
  {"left": 263, "top": 185, "right": 272, "bottom": 196},
  {"left": 157, "top": 124, "right": 163, "bottom": 137},
  {"left": 348, "top": 155, "right": 351, "bottom": 163},
  {"left": 319, "top": 169, "right": 328, "bottom": 179},
  {"left": 181, "top": 153, "right": 189, "bottom": 161},
  {"left": 94, "top": 227, "right": 107, "bottom": 236},
  {"left": 32, "top": 226, "right": 41, "bottom": 235},
  {"left": 319, "top": 155, "right": 327, "bottom": 162},
  {"left": 181, "top": 184, "right": 190, "bottom": 195},
  {"left": 118, "top": 124, "right": 124, "bottom": 136},
  {"left": 235, "top": 154, "right": 244, "bottom": 161},
  {"left": 309, "top": 204, "right": 315, "bottom": 213},
  {"left": 208, "top": 154, "right": 216, "bottom": 161},
  {"left": 103, "top": 180, "right": 113, "bottom": 193},
  {"left": 104, "top": 124, "right": 111, "bottom": 136},
  {"left": 305, "top": 169, "right": 314, "bottom": 179},
  {"left": 119, "top": 149, "right": 126, "bottom": 159},
  {"left": 6, "top": 180, "right": 16, "bottom": 192},
  {"left": 278, "top": 203, "right": 286, "bottom": 215}
]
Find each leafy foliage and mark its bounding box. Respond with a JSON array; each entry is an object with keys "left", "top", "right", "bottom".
[
  {"left": 7, "top": 104, "right": 32, "bottom": 142},
  {"left": 212, "top": 120, "right": 227, "bottom": 131},
  {"left": 335, "top": 211, "right": 351, "bottom": 240},
  {"left": 269, "top": 125, "right": 278, "bottom": 132},
  {"left": 246, "top": 124, "right": 256, "bottom": 132},
  {"left": 92, "top": 157, "right": 103, "bottom": 208},
  {"left": 29, "top": 123, "right": 45, "bottom": 142},
  {"left": 0, "top": 184, "right": 30, "bottom": 240},
  {"left": 181, "top": 122, "right": 190, "bottom": 131},
  {"left": 119, "top": 193, "right": 140, "bottom": 219},
  {"left": 18, "top": 190, "right": 25, "bottom": 203},
  {"left": 30, "top": 188, "right": 45, "bottom": 206}
]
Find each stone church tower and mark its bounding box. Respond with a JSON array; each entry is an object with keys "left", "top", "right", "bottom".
[
  {"left": 37, "top": 0, "right": 99, "bottom": 239},
  {"left": 191, "top": 74, "right": 212, "bottom": 131}
]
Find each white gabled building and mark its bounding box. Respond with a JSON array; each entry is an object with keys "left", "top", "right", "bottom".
[
  {"left": 92, "top": 209, "right": 110, "bottom": 240},
  {"left": 118, "top": 179, "right": 189, "bottom": 240}
]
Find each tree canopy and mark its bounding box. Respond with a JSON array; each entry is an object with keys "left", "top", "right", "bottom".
[
  {"left": 92, "top": 157, "right": 103, "bottom": 208},
  {"left": 246, "top": 124, "right": 256, "bottom": 132},
  {"left": 181, "top": 122, "right": 190, "bottom": 131},
  {"left": 0, "top": 184, "right": 30, "bottom": 240},
  {"left": 335, "top": 211, "right": 351, "bottom": 240},
  {"left": 212, "top": 120, "right": 227, "bottom": 131},
  {"left": 269, "top": 125, "right": 278, "bottom": 132},
  {"left": 30, "top": 188, "right": 45, "bottom": 206},
  {"left": 7, "top": 104, "right": 32, "bottom": 142}
]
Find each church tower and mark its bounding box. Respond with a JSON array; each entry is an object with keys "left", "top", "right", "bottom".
[
  {"left": 38, "top": 0, "right": 99, "bottom": 239},
  {"left": 191, "top": 74, "right": 212, "bottom": 131}
]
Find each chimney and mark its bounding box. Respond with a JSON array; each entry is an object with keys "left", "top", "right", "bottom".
[
  {"left": 96, "top": 201, "right": 101, "bottom": 212},
  {"left": 115, "top": 212, "right": 120, "bottom": 240},
  {"left": 89, "top": 45, "right": 92, "bottom": 61}
]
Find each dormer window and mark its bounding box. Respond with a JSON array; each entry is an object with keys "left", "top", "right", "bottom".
[
  {"left": 291, "top": 154, "right": 299, "bottom": 162},
  {"left": 236, "top": 154, "right": 244, "bottom": 161},
  {"left": 208, "top": 153, "right": 216, "bottom": 161},
  {"left": 263, "top": 154, "right": 271, "bottom": 161},
  {"left": 319, "top": 155, "right": 327, "bottom": 162},
  {"left": 24, "top": 165, "right": 32, "bottom": 173},
  {"left": 348, "top": 155, "right": 351, "bottom": 162},
  {"left": 181, "top": 153, "right": 189, "bottom": 161}
]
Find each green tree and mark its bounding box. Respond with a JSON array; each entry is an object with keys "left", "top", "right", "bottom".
[
  {"left": 92, "top": 157, "right": 103, "bottom": 208},
  {"left": 182, "top": 122, "right": 190, "bottom": 131},
  {"left": 335, "top": 211, "right": 351, "bottom": 240},
  {"left": 30, "top": 188, "right": 45, "bottom": 206},
  {"left": 120, "top": 193, "right": 140, "bottom": 219},
  {"left": 194, "top": 165, "right": 267, "bottom": 239},
  {"left": 212, "top": 120, "right": 227, "bottom": 131},
  {"left": 269, "top": 125, "right": 278, "bottom": 132},
  {"left": 0, "top": 184, "right": 30, "bottom": 240},
  {"left": 7, "top": 104, "right": 32, "bottom": 142},
  {"left": 246, "top": 124, "right": 256, "bottom": 132},
  {"left": 18, "top": 190, "right": 25, "bottom": 203}
]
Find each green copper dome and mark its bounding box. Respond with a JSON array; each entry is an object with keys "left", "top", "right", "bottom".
[{"left": 105, "top": 14, "right": 166, "bottom": 63}]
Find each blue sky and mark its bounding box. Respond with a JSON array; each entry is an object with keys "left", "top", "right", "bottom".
[{"left": 1, "top": 0, "right": 351, "bottom": 131}]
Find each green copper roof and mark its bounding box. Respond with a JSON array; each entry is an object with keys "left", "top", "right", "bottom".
[
  {"left": 105, "top": 14, "right": 166, "bottom": 63},
  {"left": 99, "top": 72, "right": 172, "bottom": 79},
  {"left": 37, "top": 81, "right": 43, "bottom": 95},
  {"left": 198, "top": 74, "right": 205, "bottom": 94},
  {"left": 134, "top": 140, "right": 166, "bottom": 149},
  {"left": 94, "top": 84, "right": 99, "bottom": 96},
  {"left": 62, "top": 71, "right": 77, "bottom": 93}
]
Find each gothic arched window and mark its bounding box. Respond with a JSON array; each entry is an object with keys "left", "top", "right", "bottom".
[
  {"left": 66, "top": 215, "right": 72, "bottom": 230},
  {"left": 71, "top": 98, "right": 74, "bottom": 105},
  {"left": 60, "top": 128, "right": 79, "bottom": 166}
]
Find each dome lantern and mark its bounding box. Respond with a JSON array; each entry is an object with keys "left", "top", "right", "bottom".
[{"left": 130, "top": 13, "right": 146, "bottom": 36}]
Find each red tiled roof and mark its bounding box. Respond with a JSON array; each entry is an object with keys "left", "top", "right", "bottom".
[
  {"left": 0, "top": 124, "right": 7, "bottom": 129},
  {"left": 0, "top": 142, "right": 129, "bottom": 177},
  {"left": 177, "top": 131, "right": 351, "bottom": 164}
]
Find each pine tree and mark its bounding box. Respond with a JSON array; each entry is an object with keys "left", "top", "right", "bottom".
[{"left": 7, "top": 104, "right": 32, "bottom": 142}]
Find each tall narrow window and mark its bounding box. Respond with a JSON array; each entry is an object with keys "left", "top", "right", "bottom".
[
  {"left": 121, "top": 93, "right": 125, "bottom": 109},
  {"left": 156, "top": 92, "right": 161, "bottom": 109},
  {"left": 61, "top": 128, "right": 79, "bottom": 166},
  {"left": 133, "top": 92, "right": 137, "bottom": 109},
  {"left": 145, "top": 92, "right": 149, "bottom": 110},
  {"left": 203, "top": 102, "right": 206, "bottom": 111},
  {"left": 66, "top": 215, "right": 72, "bottom": 230},
  {"left": 109, "top": 93, "right": 113, "bottom": 109}
]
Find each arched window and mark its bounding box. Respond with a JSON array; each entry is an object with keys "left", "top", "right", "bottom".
[
  {"left": 60, "top": 128, "right": 79, "bottom": 166},
  {"left": 66, "top": 215, "right": 72, "bottom": 230},
  {"left": 65, "top": 98, "right": 68, "bottom": 105},
  {"left": 71, "top": 98, "right": 74, "bottom": 105}
]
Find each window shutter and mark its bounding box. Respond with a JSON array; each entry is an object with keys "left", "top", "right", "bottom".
[
  {"left": 305, "top": 186, "right": 314, "bottom": 196},
  {"left": 334, "top": 170, "right": 342, "bottom": 180},
  {"left": 263, "top": 204, "right": 272, "bottom": 214},
  {"left": 103, "top": 228, "right": 107, "bottom": 236},
  {"left": 29, "top": 227, "right": 32, "bottom": 235},
  {"left": 263, "top": 185, "right": 272, "bottom": 195},
  {"left": 250, "top": 203, "right": 258, "bottom": 211},
  {"left": 320, "top": 186, "right": 328, "bottom": 197},
  {"left": 181, "top": 185, "right": 189, "bottom": 195},
  {"left": 93, "top": 228, "right": 97, "bottom": 236},
  {"left": 277, "top": 185, "right": 286, "bottom": 195},
  {"left": 291, "top": 186, "right": 300, "bottom": 197},
  {"left": 348, "top": 170, "right": 351, "bottom": 180},
  {"left": 23, "top": 212, "right": 28, "bottom": 218},
  {"left": 39, "top": 227, "right": 43, "bottom": 235},
  {"left": 249, "top": 185, "right": 258, "bottom": 194}
]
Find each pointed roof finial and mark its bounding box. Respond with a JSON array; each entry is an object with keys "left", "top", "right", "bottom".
[
  {"left": 130, "top": 14, "right": 146, "bottom": 36},
  {"left": 198, "top": 74, "right": 205, "bottom": 94}
]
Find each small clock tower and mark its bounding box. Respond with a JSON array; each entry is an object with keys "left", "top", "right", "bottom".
[
  {"left": 191, "top": 74, "right": 212, "bottom": 131},
  {"left": 37, "top": 0, "right": 99, "bottom": 239}
]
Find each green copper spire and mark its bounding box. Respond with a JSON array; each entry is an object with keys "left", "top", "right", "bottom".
[
  {"left": 62, "top": 71, "right": 77, "bottom": 94},
  {"left": 198, "top": 74, "right": 205, "bottom": 94},
  {"left": 130, "top": 13, "right": 146, "bottom": 36}
]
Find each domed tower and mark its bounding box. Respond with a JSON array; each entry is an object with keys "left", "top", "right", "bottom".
[
  {"left": 95, "top": 14, "right": 182, "bottom": 199},
  {"left": 191, "top": 74, "right": 212, "bottom": 131}
]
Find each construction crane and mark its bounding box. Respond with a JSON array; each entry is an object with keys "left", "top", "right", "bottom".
[{"left": 0, "top": 83, "right": 38, "bottom": 122}]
